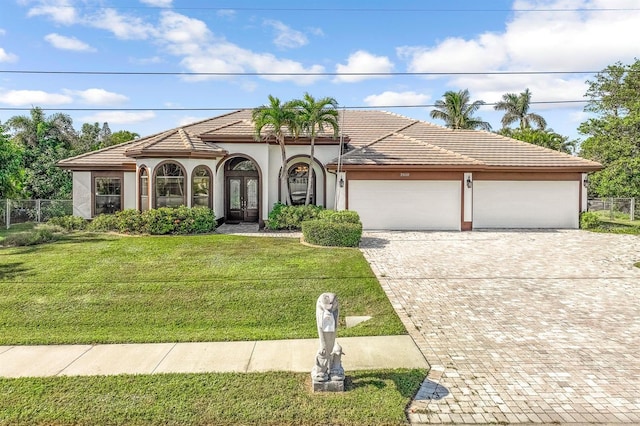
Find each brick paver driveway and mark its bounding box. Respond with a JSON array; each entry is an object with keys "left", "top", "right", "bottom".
[{"left": 360, "top": 230, "right": 640, "bottom": 425}]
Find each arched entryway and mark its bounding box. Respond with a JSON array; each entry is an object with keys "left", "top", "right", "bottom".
[{"left": 224, "top": 156, "right": 260, "bottom": 223}]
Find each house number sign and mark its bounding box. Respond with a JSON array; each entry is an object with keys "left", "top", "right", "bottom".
[{"left": 400, "top": 173, "right": 410, "bottom": 177}]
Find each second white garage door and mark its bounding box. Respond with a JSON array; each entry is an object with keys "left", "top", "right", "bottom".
[
  {"left": 348, "top": 180, "right": 461, "bottom": 230},
  {"left": 473, "top": 180, "right": 579, "bottom": 228}
]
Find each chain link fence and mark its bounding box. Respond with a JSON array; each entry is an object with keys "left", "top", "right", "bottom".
[
  {"left": 1, "top": 199, "right": 73, "bottom": 229},
  {"left": 587, "top": 198, "right": 638, "bottom": 221}
]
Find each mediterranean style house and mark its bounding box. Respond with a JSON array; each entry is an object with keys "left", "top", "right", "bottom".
[{"left": 58, "top": 109, "right": 601, "bottom": 230}]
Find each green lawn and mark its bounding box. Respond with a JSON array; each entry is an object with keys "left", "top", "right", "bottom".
[
  {"left": 0, "top": 231, "right": 423, "bottom": 425},
  {"left": 0, "top": 370, "right": 426, "bottom": 426},
  {"left": 0, "top": 233, "right": 406, "bottom": 344}
]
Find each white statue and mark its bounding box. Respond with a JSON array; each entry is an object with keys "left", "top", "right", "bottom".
[{"left": 311, "top": 293, "right": 345, "bottom": 383}]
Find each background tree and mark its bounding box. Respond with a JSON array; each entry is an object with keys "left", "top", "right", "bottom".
[
  {"left": 498, "top": 128, "right": 576, "bottom": 154},
  {"left": 253, "top": 95, "right": 298, "bottom": 204},
  {"left": 0, "top": 123, "right": 24, "bottom": 198},
  {"left": 110, "top": 130, "right": 140, "bottom": 146},
  {"left": 430, "top": 89, "right": 491, "bottom": 130},
  {"left": 291, "top": 93, "right": 339, "bottom": 205},
  {"left": 579, "top": 60, "right": 640, "bottom": 197},
  {"left": 494, "top": 88, "right": 547, "bottom": 130},
  {"left": 6, "top": 108, "right": 76, "bottom": 199}
]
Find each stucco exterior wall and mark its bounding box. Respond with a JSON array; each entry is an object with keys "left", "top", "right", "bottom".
[
  {"left": 123, "top": 172, "right": 137, "bottom": 210},
  {"left": 72, "top": 172, "right": 92, "bottom": 219}
]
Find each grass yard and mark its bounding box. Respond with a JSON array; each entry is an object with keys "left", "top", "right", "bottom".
[
  {"left": 0, "top": 232, "right": 406, "bottom": 345},
  {"left": 0, "top": 369, "right": 426, "bottom": 426}
]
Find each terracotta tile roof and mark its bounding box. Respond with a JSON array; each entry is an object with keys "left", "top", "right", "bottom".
[
  {"left": 340, "top": 133, "right": 483, "bottom": 167},
  {"left": 58, "top": 109, "right": 601, "bottom": 171}
]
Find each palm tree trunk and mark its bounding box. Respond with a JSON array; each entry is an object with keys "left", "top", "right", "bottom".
[{"left": 305, "top": 136, "right": 315, "bottom": 205}]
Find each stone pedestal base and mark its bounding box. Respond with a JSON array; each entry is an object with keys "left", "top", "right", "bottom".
[{"left": 312, "top": 378, "right": 344, "bottom": 393}]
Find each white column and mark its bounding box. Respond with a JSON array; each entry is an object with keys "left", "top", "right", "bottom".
[{"left": 463, "top": 172, "right": 473, "bottom": 222}]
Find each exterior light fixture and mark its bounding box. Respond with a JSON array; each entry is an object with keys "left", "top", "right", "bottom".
[
  {"left": 466, "top": 176, "right": 472, "bottom": 188},
  {"left": 583, "top": 176, "right": 589, "bottom": 187},
  {"left": 339, "top": 178, "right": 345, "bottom": 188}
]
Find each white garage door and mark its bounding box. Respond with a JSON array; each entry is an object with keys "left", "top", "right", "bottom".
[
  {"left": 473, "top": 181, "right": 579, "bottom": 229},
  {"left": 349, "top": 180, "right": 461, "bottom": 230}
]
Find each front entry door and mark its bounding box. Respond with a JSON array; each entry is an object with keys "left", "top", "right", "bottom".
[{"left": 227, "top": 176, "right": 259, "bottom": 222}]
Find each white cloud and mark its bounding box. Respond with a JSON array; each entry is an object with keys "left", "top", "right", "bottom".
[
  {"left": 335, "top": 50, "right": 394, "bottom": 83},
  {"left": 364, "top": 91, "right": 431, "bottom": 107},
  {"left": 0, "top": 47, "right": 18, "bottom": 63},
  {"left": 129, "top": 56, "right": 164, "bottom": 65},
  {"left": 24, "top": 0, "right": 79, "bottom": 25},
  {"left": 66, "top": 88, "right": 129, "bottom": 105},
  {"left": 81, "top": 111, "right": 156, "bottom": 125},
  {"left": 139, "top": 0, "right": 172, "bottom": 6},
  {"left": 216, "top": 9, "right": 236, "bottom": 19},
  {"left": 158, "top": 10, "right": 211, "bottom": 54},
  {"left": 0, "top": 89, "right": 73, "bottom": 106},
  {"left": 398, "top": 0, "right": 640, "bottom": 107},
  {"left": 88, "top": 8, "right": 157, "bottom": 40},
  {"left": 154, "top": 12, "right": 324, "bottom": 85},
  {"left": 264, "top": 20, "right": 308, "bottom": 49},
  {"left": 44, "top": 33, "right": 95, "bottom": 52}
]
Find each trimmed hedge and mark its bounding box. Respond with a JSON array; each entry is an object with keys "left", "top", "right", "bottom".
[
  {"left": 48, "top": 215, "right": 87, "bottom": 231},
  {"left": 65, "top": 206, "right": 217, "bottom": 235},
  {"left": 266, "top": 203, "right": 324, "bottom": 230},
  {"left": 302, "top": 219, "right": 362, "bottom": 247},
  {"left": 318, "top": 209, "right": 361, "bottom": 224}
]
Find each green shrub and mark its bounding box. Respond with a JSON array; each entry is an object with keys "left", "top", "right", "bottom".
[
  {"left": 47, "top": 215, "right": 87, "bottom": 231},
  {"left": 87, "top": 214, "right": 119, "bottom": 232},
  {"left": 141, "top": 207, "right": 176, "bottom": 235},
  {"left": 189, "top": 206, "right": 217, "bottom": 233},
  {"left": 318, "top": 209, "right": 361, "bottom": 223},
  {"left": 580, "top": 211, "right": 602, "bottom": 229},
  {"left": 266, "top": 204, "right": 324, "bottom": 230},
  {"left": 1, "top": 224, "right": 61, "bottom": 246},
  {"left": 115, "top": 209, "right": 145, "bottom": 234},
  {"left": 302, "top": 220, "right": 362, "bottom": 247}
]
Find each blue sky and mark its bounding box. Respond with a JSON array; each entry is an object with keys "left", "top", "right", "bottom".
[{"left": 1, "top": 0, "right": 639, "bottom": 142}]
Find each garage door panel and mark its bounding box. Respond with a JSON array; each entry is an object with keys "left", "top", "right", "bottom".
[
  {"left": 349, "top": 180, "right": 461, "bottom": 230},
  {"left": 473, "top": 181, "right": 579, "bottom": 229}
]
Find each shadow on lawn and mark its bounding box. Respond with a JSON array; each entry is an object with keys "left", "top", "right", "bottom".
[
  {"left": 0, "top": 262, "right": 30, "bottom": 280},
  {"left": 346, "top": 370, "right": 428, "bottom": 399}
]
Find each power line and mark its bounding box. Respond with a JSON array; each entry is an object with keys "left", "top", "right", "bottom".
[
  {"left": 39, "top": 5, "right": 640, "bottom": 13},
  {"left": 0, "top": 69, "right": 601, "bottom": 76},
  {"left": 0, "top": 100, "right": 590, "bottom": 112}
]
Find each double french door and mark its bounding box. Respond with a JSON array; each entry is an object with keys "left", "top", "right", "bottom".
[{"left": 226, "top": 176, "right": 258, "bottom": 222}]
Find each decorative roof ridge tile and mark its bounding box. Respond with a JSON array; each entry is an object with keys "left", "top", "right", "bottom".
[
  {"left": 393, "top": 132, "right": 485, "bottom": 165},
  {"left": 178, "top": 128, "right": 195, "bottom": 150},
  {"left": 198, "top": 119, "right": 247, "bottom": 135}
]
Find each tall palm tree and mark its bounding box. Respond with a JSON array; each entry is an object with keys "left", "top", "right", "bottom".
[
  {"left": 6, "top": 107, "right": 77, "bottom": 150},
  {"left": 430, "top": 89, "right": 492, "bottom": 131},
  {"left": 494, "top": 88, "right": 547, "bottom": 130},
  {"left": 291, "top": 93, "right": 339, "bottom": 205},
  {"left": 252, "top": 95, "right": 298, "bottom": 204}
]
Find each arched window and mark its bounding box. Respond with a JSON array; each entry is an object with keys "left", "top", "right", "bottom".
[
  {"left": 227, "top": 158, "right": 258, "bottom": 171},
  {"left": 139, "top": 166, "right": 149, "bottom": 212},
  {"left": 154, "top": 162, "right": 185, "bottom": 208},
  {"left": 288, "top": 162, "right": 315, "bottom": 205},
  {"left": 192, "top": 166, "right": 212, "bottom": 208}
]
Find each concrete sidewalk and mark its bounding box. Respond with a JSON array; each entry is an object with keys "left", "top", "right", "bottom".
[{"left": 0, "top": 335, "right": 427, "bottom": 378}]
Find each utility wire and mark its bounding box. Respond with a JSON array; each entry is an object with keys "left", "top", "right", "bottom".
[
  {"left": 39, "top": 5, "right": 640, "bottom": 13},
  {"left": 0, "top": 70, "right": 603, "bottom": 76},
  {"left": 0, "top": 100, "right": 590, "bottom": 112}
]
